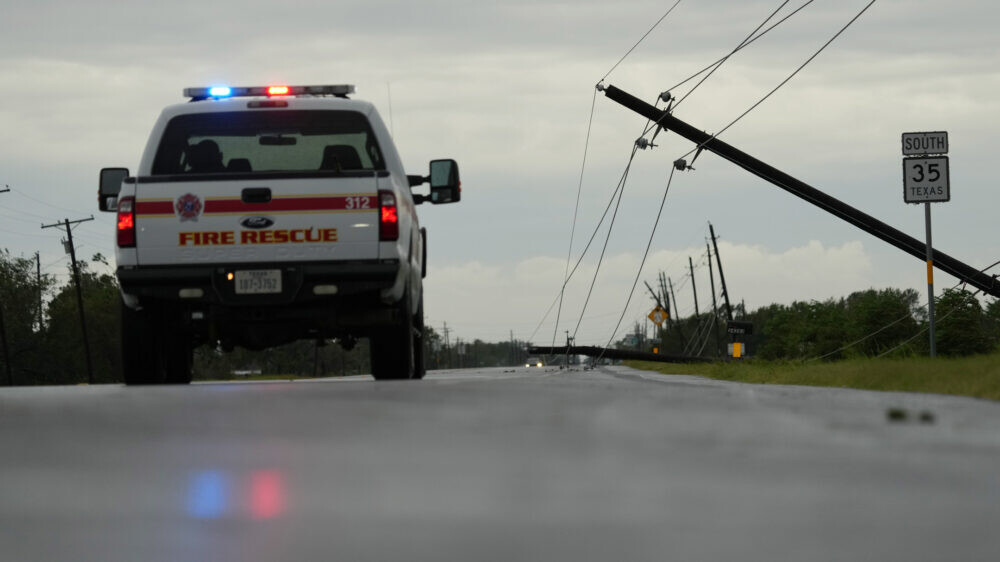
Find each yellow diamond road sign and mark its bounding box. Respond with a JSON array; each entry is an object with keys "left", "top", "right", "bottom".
[{"left": 648, "top": 306, "right": 668, "bottom": 327}]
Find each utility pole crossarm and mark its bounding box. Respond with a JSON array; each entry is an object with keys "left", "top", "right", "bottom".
[{"left": 601, "top": 84, "right": 1000, "bottom": 298}]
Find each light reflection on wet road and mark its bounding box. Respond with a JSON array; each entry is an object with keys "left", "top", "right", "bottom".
[{"left": 2, "top": 366, "right": 1000, "bottom": 561}]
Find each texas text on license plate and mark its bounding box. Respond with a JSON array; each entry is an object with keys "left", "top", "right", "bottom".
[{"left": 234, "top": 269, "right": 282, "bottom": 294}]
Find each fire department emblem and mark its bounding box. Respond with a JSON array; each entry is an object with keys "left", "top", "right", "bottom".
[{"left": 175, "top": 193, "right": 203, "bottom": 221}]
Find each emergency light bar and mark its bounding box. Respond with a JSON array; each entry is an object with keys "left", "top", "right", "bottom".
[{"left": 183, "top": 84, "right": 355, "bottom": 100}]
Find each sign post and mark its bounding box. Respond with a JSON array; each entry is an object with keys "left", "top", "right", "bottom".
[{"left": 902, "top": 131, "right": 950, "bottom": 357}]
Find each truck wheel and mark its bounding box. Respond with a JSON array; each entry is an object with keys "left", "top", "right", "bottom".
[
  {"left": 370, "top": 288, "right": 415, "bottom": 381},
  {"left": 162, "top": 329, "right": 194, "bottom": 384},
  {"left": 156, "top": 304, "right": 193, "bottom": 385},
  {"left": 121, "top": 301, "right": 193, "bottom": 385},
  {"left": 412, "top": 294, "right": 426, "bottom": 380},
  {"left": 120, "top": 300, "right": 163, "bottom": 385}
]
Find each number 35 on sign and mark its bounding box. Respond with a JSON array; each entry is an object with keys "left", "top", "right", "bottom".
[{"left": 902, "top": 156, "right": 949, "bottom": 204}]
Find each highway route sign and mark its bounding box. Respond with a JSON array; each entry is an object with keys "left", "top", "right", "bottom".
[
  {"left": 902, "top": 131, "right": 948, "bottom": 156},
  {"left": 647, "top": 306, "right": 668, "bottom": 327},
  {"left": 903, "top": 156, "right": 950, "bottom": 203}
]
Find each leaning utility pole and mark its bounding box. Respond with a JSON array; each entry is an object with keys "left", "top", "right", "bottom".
[
  {"left": 41, "top": 217, "right": 95, "bottom": 384},
  {"left": 706, "top": 241, "right": 721, "bottom": 356},
  {"left": 667, "top": 276, "right": 686, "bottom": 350},
  {"left": 599, "top": 84, "right": 1000, "bottom": 298},
  {"left": 688, "top": 256, "right": 699, "bottom": 317},
  {"left": 709, "top": 223, "right": 734, "bottom": 321}
]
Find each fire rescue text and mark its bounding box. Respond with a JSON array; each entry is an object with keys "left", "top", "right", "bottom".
[{"left": 179, "top": 228, "right": 338, "bottom": 246}]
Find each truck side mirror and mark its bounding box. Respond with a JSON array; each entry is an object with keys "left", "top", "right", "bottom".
[
  {"left": 429, "top": 159, "right": 461, "bottom": 204},
  {"left": 99, "top": 167, "right": 129, "bottom": 212}
]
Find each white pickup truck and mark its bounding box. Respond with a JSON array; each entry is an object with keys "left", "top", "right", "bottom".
[{"left": 98, "top": 84, "right": 460, "bottom": 384}]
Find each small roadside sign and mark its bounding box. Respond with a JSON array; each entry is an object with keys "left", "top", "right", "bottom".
[
  {"left": 647, "top": 306, "right": 668, "bottom": 327},
  {"left": 903, "top": 156, "right": 950, "bottom": 203},
  {"left": 726, "top": 321, "right": 753, "bottom": 336},
  {"left": 902, "top": 131, "right": 948, "bottom": 156}
]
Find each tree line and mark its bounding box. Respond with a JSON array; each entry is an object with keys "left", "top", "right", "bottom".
[
  {"left": 4, "top": 248, "right": 998, "bottom": 385},
  {"left": 642, "top": 287, "right": 1000, "bottom": 360}
]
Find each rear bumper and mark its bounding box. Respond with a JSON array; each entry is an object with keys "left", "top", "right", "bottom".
[{"left": 117, "top": 260, "right": 399, "bottom": 305}]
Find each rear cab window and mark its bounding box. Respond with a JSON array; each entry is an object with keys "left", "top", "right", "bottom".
[{"left": 151, "top": 110, "right": 386, "bottom": 176}]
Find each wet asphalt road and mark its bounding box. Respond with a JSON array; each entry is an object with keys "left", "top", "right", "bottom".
[{"left": 2, "top": 365, "right": 999, "bottom": 561}]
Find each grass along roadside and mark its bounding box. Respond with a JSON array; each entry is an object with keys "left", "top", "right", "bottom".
[{"left": 627, "top": 351, "right": 1000, "bottom": 401}]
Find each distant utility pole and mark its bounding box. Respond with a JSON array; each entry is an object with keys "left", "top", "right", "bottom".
[
  {"left": 1, "top": 187, "right": 11, "bottom": 384},
  {"left": 688, "top": 256, "right": 699, "bottom": 317},
  {"left": 41, "top": 216, "right": 95, "bottom": 385},
  {"left": 35, "top": 252, "right": 43, "bottom": 331},
  {"left": 442, "top": 322, "right": 451, "bottom": 369},
  {"left": 708, "top": 223, "right": 734, "bottom": 322},
  {"left": 0, "top": 301, "right": 11, "bottom": 386}
]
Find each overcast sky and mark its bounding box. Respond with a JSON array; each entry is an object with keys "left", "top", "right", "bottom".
[{"left": 1, "top": 0, "right": 997, "bottom": 346}]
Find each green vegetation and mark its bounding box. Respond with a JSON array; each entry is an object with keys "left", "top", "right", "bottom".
[
  {"left": 629, "top": 351, "right": 1000, "bottom": 401},
  {"left": 2, "top": 247, "right": 998, "bottom": 386}
]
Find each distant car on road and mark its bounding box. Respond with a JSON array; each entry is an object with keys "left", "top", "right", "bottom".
[{"left": 525, "top": 357, "right": 543, "bottom": 368}]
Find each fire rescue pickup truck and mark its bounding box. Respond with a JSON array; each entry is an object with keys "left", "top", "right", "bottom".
[{"left": 98, "top": 84, "right": 460, "bottom": 384}]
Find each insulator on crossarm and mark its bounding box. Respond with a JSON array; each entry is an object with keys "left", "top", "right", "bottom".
[
  {"left": 674, "top": 158, "right": 693, "bottom": 171},
  {"left": 635, "top": 138, "right": 657, "bottom": 150}
]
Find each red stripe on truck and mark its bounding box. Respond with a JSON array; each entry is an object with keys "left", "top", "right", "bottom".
[{"left": 135, "top": 195, "right": 377, "bottom": 216}]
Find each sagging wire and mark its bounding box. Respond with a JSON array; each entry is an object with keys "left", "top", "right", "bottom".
[
  {"left": 807, "top": 259, "right": 1000, "bottom": 361},
  {"left": 552, "top": 87, "right": 599, "bottom": 351},
  {"left": 596, "top": 166, "right": 679, "bottom": 363},
  {"left": 672, "top": 0, "right": 793, "bottom": 112},
  {"left": 572, "top": 144, "right": 640, "bottom": 341},
  {"left": 676, "top": 0, "right": 878, "bottom": 163},
  {"left": 599, "top": 0, "right": 685, "bottom": 83}
]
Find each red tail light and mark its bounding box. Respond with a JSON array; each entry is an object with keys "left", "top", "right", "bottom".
[
  {"left": 378, "top": 190, "right": 398, "bottom": 241},
  {"left": 117, "top": 196, "right": 136, "bottom": 247}
]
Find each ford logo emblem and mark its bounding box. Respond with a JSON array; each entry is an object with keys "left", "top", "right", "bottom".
[{"left": 240, "top": 216, "right": 274, "bottom": 229}]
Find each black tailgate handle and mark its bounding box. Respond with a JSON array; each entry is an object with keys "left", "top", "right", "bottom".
[{"left": 242, "top": 187, "right": 271, "bottom": 203}]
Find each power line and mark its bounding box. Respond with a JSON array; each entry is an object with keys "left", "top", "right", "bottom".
[
  {"left": 553, "top": 87, "right": 599, "bottom": 354},
  {"left": 600, "top": 0, "right": 685, "bottom": 83},
  {"left": 530, "top": 141, "right": 645, "bottom": 344},
  {"left": 598, "top": 166, "right": 678, "bottom": 361},
  {"left": 672, "top": 0, "right": 793, "bottom": 111},
  {"left": 572, "top": 144, "right": 639, "bottom": 340},
  {"left": 806, "top": 259, "right": 1000, "bottom": 361},
  {"left": 678, "top": 0, "right": 878, "bottom": 161},
  {"left": 663, "top": 0, "right": 817, "bottom": 98},
  {"left": 9, "top": 186, "right": 86, "bottom": 215}
]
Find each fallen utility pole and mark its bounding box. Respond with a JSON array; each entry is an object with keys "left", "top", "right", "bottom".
[
  {"left": 41, "top": 216, "right": 95, "bottom": 384},
  {"left": 528, "top": 345, "right": 711, "bottom": 364},
  {"left": 600, "top": 85, "right": 1000, "bottom": 298}
]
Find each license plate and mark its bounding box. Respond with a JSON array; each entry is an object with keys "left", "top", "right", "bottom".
[{"left": 234, "top": 269, "right": 282, "bottom": 294}]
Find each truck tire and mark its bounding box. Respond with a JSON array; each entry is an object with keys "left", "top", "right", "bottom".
[
  {"left": 120, "top": 300, "right": 162, "bottom": 385},
  {"left": 412, "top": 295, "right": 426, "bottom": 380},
  {"left": 370, "top": 288, "right": 416, "bottom": 381},
  {"left": 121, "top": 300, "right": 193, "bottom": 385}
]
